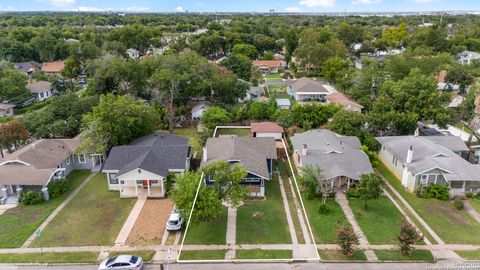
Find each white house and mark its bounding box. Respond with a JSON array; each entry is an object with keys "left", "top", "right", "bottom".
[
  {"left": 457, "top": 50, "right": 480, "bottom": 65},
  {"left": 252, "top": 60, "right": 286, "bottom": 74},
  {"left": 287, "top": 77, "right": 336, "bottom": 102},
  {"left": 191, "top": 101, "right": 211, "bottom": 121},
  {"left": 27, "top": 81, "right": 53, "bottom": 102},
  {"left": 251, "top": 121, "right": 284, "bottom": 140},
  {"left": 126, "top": 48, "right": 140, "bottom": 59}
]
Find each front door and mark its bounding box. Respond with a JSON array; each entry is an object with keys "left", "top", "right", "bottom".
[{"left": 143, "top": 180, "right": 149, "bottom": 188}]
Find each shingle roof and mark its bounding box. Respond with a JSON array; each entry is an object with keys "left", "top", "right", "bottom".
[
  {"left": 291, "top": 129, "right": 373, "bottom": 180},
  {"left": 287, "top": 77, "right": 332, "bottom": 94},
  {"left": 15, "top": 61, "right": 42, "bottom": 73},
  {"left": 41, "top": 61, "right": 65, "bottom": 73},
  {"left": 192, "top": 102, "right": 211, "bottom": 113},
  {"left": 251, "top": 121, "right": 284, "bottom": 133},
  {"left": 325, "top": 92, "right": 363, "bottom": 110},
  {"left": 252, "top": 60, "right": 284, "bottom": 68},
  {"left": 27, "top": 81, "right": 52, "bottom": 93},
  {"left": 201, "top": 137, "right": 277, "bottom": 179}
]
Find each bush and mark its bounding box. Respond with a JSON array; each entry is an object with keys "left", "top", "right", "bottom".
[
  {"left": 398, "top": 218, "right": 422, "bottom": 256},
  {"left": 346, "top": 188, "right": 360, "bottom": 198},
  {"left": 466, "top": 192, "right": 475, "bottom": 199},
  {"left": 424, "top": 184, "right": 450, "bottom": 201},
  {"left": 336, "top": 224, "right": 358, "bottom": 257},
  {"left": 19, "top": 191, "right": 43, "bottom": 205},
  {"left": 318, "top": 203, "right": 330, "bottom": 215},
  {"left": 454, "top": 198, "right": 464, "bottom": 210},
  {"left": 48, "top": 179, "right": 68, "bottom": 199}
]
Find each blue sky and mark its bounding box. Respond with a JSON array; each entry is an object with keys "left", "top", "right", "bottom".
[{"left": 0, "top": 0, "right": 479, "bottom": 13}]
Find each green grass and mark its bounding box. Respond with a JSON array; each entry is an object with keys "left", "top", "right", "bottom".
[
  {"left": 469, "top": 199, "right": 480, "bottom": 214},
  {"left": 172, "top": 128, "right": 203, "bottom": 158},
  {"left": 374, "top": 249, "right": 435, "bottom": 262},
  {"left": 377, "top": 162, "right": 480, "bottom": 244},
  {"left": 348, "top": 196, "right": 403, "bottom": 244},
  {"left": 109, "top": 251, "right": 155, "bottom": 262},
  {"left": 318, "top": 249, "right": 367, "bottom": 261},
  {"left": 302, "top": 198, "right": 348, "bottom": 244},
  {"left": 236, "top": 175, "right": 291, "bottom": 244},
  {"left": 215, "top": 127, "right": 251, "bottom": 137},
  {"left": 454, "top": 250, "right": 480, "bottom": 260},
  {"left": 30, "top": 173, "right": 136, "bottom": 247},
  {"left": 184, "top": 207, "right": 228, "bottom": 244},
  {"left": 268, "top": 85, "right": 286, "bottom": 92},
  {"left": 179, "top": 250, "right": 226, "bottom": 260},
  {"left": 236, "top": 249, "right": 292, "bottom": 259},
  {"left": 0, "top": 252, "right": 99, "bottom": 263},
  {"left": 264, "top": 73, "right": 283, "bottom": 80},
  {"left": 0, "top": 170, "right": 90, "bottom": 248}
]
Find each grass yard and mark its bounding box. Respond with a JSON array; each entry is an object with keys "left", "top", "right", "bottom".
[
  {"left": 236, "top": 175, "right": 291, "bottom": 244},
  {"left": 454, "top": 250, "right": 480, "bottom": 260},
  {"left": 374, "top": 249, "right": 435, "bottom": 262},
  {"left": 184, "top": 207, "right": 228, "bottom": 244},
  {"left": 215, "top": 127, "right": 251, "bottom": 137},
  {"left": 236, "top": 249, "right": 292, "bottom": 259},
  {"left": 268, "top": 84, "right": 286, "bottom": 92},
  {"left": 30, "top": 173, "right": 136, "bottom": 247},
  {"left": 172, "top": 128, "right": 203, "bottom": 158},
  {"left": 264, "top": 73, "right": 283, "bottom": 80},
  {"left": 377, "top": 162, "right": 480, "bottom": 244},
  {"left": 109, "top": 250, "right": 155, "bottom": 262},
  {"left": 302, "top": 198, "right": 348, "bottom": 244},
  {"left": 469, "top": 199, "right": 480, "bottom": 214},
  {"left": 348, "top": 196, "right": 403, "bottom": 244},
  {"left": 179, "top": 250, "right": 226, "bottom": 260},
  {"left": 0, "top": 252, "right": 99, "bottom": 263},
  {"left": 318, "top": 249, "right": 367, "bottom": 261},
  {"left": 0, "top": 170, "right": 90, "bottom": 248}
]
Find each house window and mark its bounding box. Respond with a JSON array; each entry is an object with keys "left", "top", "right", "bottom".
[
  {"left": 66, "top": 156, "right": 71, "bottom": 165},
  {"left": 150, "top": 180, "right": 158, "bottom": 184},
  {"left": 136, "top": 180, "right": 143, "bottom": 184},
  {"left": 109, "top": 173, "right": 118, "bottom": 184},
  {"left": 77, "top": 154, "right": 86, "bottom": 163},
  {"left": 40, "top": 92, "right": 44, "bottom": 98}
]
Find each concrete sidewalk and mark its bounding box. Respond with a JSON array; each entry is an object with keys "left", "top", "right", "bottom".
[
  {"left": 464, "top": 200, "right": 480, "bottom": 223},
  {"left": 225, "top": 207, "right": 237, "bottom": 259},
  {"left": 114, "top": 196, "right": 147, "bottom": 246},
  {"left": 278, "top": 175, "right": 298, "bottom": 245}
]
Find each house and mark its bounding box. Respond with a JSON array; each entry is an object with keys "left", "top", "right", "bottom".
[
  {"left": 291, "top": 129, "right": 373, "bottom": 188},
  {"left": 0, "top": 138, "right": 103, "bottom": 204},
  {"left": 276, "top": 98, "right": 291, "bottom": 110},
  {"left": 448, "top": 94, "right": 464, "bottom": 109},
  {"left": 376, "top": 133, "right": 480, "bottom": 194},
  {"left": 201, "top": 136, "right": 277, "bottom": 197},
  {"left": 14, "top": 61, "right": 42, "bottom": 76},
  {"left": 436, "top": 70, "right": 460, "bottom": 91},
  {"left": 456, "top": 50, "right": 480, "bottom": 65},
  {"left": 191, "top": 101, "right": 211, "bottom": 121},
  {"left": 126, "top": 48, "right": 140, "bottom": 59},
  {"left": 252, "top": 60, "right": 286, "bottom": 74},
  {"left": 0, "top": 103, "right": 15, "bottom": 117},
  {"left": 251, "top": 121, "right": 283, "bottom": 140},
  {"left": 325, "top": 92, "right": 363, "bottom": 112},
  {"left": 27, "top": 81, "right": 53, "bottom": 102},
  {"left": 41, "top": 61, "right": 65, "bottom": 76},
  {"left": 354, "top": 58, "right": 363, "bottom": 70},
  {"left": 274, "top": 53, "right": 285, "bottom": 61},
  {"left": 243, "top": 86, "right": 264, "bottom": 102},
  {"left": 287, "top": 77, "right": 336, "bottom": 102},
  {"left": 102, "top": 131, "right": 190, "bottom": 198}
]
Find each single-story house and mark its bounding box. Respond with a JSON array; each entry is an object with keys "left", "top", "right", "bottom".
[
  {"left": 27, "top": 81, "right": 53, "bottom": 102},
  {"left": 427, "top": 124, "right": 477, "bottom": 143},
  {"left": 457, "top": 50, "right": 480, "bottom": 65},
  {"left": 325, "top": 92, "right": 363, "bottom": 112},
  {"left": 0, "top": 103, "right": 15, "bottom": 117},
  {"left": 436, "top": 70, "right": 460, "bottom": 92},
  {"left": 0, "top": 137, "right": 103, "bottom": 204},
  {"left": 126, "top": 48, "right": 140, "bottom": 59},
  {"left": 276, "top": 98, "right": 291, "bottom": 110},
  {"left": 251, "top": 121, "right": 283, "bottom": 140},
  {"left": 291, "top": 129, "right": 373, "bottom": 189},
  {"left": 14, "top": 61, "right": 42, "bottom": 76},
  {"left": 191, "top": 101, "right": 211, "bottom": 121},
  {"left": 252, "top": 60, "right": 286, "bottom": 74},
  {"left": 376, "top": 133, "right": 480, "bottom": 194},
  {"left": 243, "top": 86, "right": 264, "bottom": 102},
  {"left": 201, "top": 136, "right": 277, "bottom": 197},
  {"left": 102, "top": 131, "right": 191, "bottom": 198},
  {"left": 274, "top": 53, "right": 285, "bottom": 61},
  {"left": 41, "top": 61, "right": 65, "bottom": 76},
  {"left": 448, "top": 94, "right": 464, "bottom": 109},
  {"left": 287, "top": 77, "right": 336, "bottom": 102}
]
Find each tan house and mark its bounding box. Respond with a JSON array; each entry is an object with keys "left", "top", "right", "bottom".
[
  {"left": 252, "top": 60, "right": 286, "bottom": 74},
  {"left": 41, "top": 61, "right": 65, "bottom": 76},
  {"left": 325, "top": 92, "right": 364, "bottom": 112}
]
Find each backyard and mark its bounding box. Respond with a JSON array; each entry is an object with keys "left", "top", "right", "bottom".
[
  {"left": 183, "top": 206, "right": 228, "bottom": 245},
  {"left": 0, "top": 170, "right": 90, "bottom": 248},
  {"left": 214, "top": 127, "right": 251, "bottom": 137},
  {"left": 30, "top": 173, "right": 136, "bottom": 247}
]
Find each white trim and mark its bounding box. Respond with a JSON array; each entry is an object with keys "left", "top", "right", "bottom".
[
  {"left": 212, "top": 125, "right": 251, "bottom": 137},
  {"left": 66, "top": 156, "right": 71, "bottom": 165},
  {"left": 414, "top": 166, "right": 453, "bottom": 176},
  {"left": 77, "top": 154, "right": 86, "bottom": 163},
  {"left": 0, "top": 160, "right": 31, "bottom": 166}
]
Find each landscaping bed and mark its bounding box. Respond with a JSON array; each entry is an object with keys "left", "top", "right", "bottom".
[
  {"left": 302, "top": 198, "right": 348, "bottom": 244},
  {"left": 374, "top": 249, "right": 435, "bottom": 262},
  {"left": 236, "top": 249, "right": 292, "bottom": 259},
  {"left": 184, "top": 207, "right": 228, "bottom": 245},
  {"left": 318, "top": 249, "right": 367, "bottom": 261},
  {"left": 179, "top": 250, "right": 226, "bottom": 260},
  {"left": 0, "top": 252, "right": 99, "bottom": 263}
]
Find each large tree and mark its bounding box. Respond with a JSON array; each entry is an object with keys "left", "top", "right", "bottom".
[
  {"left": 0, "top": 119, "right": 29, "bottom": 158},
  {"left": 356, "top": 173, "right": 384, "bottom": 210},
  {"left": 201, "top": 106, "right": 231, "bottom": 130}
]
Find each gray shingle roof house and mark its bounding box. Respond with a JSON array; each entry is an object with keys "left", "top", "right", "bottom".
[
  {"left": 102, "top": 131, "right": 190, "bottom": 198},
  {"left": 376, "top": 134, "right": 480, "bottom": 194},
  {"left": 27, "top": 81, "right": 53, "bottom": 102},
  {"left": 291, "top": 129, "right": 373, "bottom": 188},
  {"left": 287, "top": 77, "right": 336, "bottom": 102},
  {"left": 14, "top": 61, "right": 42, "bottom": 76},
  {"left": 201, "top": 136, "right": 277, "bottom": 197},
  {"left": 191, "top": 101, "right": 211, "bottom": 121}
]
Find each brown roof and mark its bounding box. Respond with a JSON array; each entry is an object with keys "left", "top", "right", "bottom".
[
  {"left": 287, "top": 77, "right": 330, "bottom": 93},
  {"left": 326, "top": 92, "right": 363, "bottom": 110},
  {"left": 251, "top": 121, "right": 284, "bottom": 133},
  {"left": 437, "top": 70, "right": 447, "bottom": 83},
  {"left": 252, "top": 60, "right": 283, "bottom": 68},
  {"left": 27, "top": 81, "right": 52, "bottom": 93},
  {"left": 41, "top": 61, "right": 65, "bottom": 73}
]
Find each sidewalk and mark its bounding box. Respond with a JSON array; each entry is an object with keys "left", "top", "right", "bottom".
[
  {"left": 225, "top": 207, "right": 237, "bottom": 259},
  {"left": 464, "top": 200, "right": 480, "bottom": 223},
  {"left": 114, "top": 196, "right": 147, "bottom": 246},
  {"left": 278, "top": 175, "right": 298, "bottom": 245}
]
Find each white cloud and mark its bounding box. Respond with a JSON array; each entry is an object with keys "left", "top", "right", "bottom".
[
  {"left": 410, "top": 0, "right": 439, "bottom": 2},
  {"left": 38, "top": 0, "right": 75, "bottom": 6},
  {"left": 299, "top": 0, "right": 335, "bottom": 7},
  {"left": 352, "top": 0, "right": 381, "bottom": 4},
  {"left": 285, "top": 6, "right": 302, "bottom": 12},
  {"left": 124, "top": 6, "right": 150, "bottom": 12},
  {"left": 0, "top": 5, "right": 13, "bottom": 11},
  {"left": 74, "top": 6, "right": 103, "bottom": 12},
  {"left": 175, "top": 6, "right": 185, "bottom": 12}
]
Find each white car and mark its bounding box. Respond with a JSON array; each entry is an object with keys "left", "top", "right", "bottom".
[
  {"left": 166, "top": 209, "right": 184, "bottom": 231},
  {"left": 98, "top": 255, "right": 144, "bottom": 270}
]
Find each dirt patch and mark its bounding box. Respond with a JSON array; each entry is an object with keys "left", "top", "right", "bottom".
[
  {"left": 126, "top": 198, "right": 174, "bottom": 246},
  {"left": 425, "top": 201, "right": 471, "bottom": 226}
]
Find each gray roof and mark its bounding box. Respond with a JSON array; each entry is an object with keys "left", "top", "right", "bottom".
[
  {"left": 27, "top": 81, "right": 52, "bottom": 93},
  {"left": 192, "top": 102, "right": 211, "bottom": 113},
  {"left": 248, "top": 86, "right": 263, "bottom": 96},
  {"left": 376, "top": 135, "right": 480, "bottom": 181},
  {"left": 276, "top": 98, "right": 291, "bottom": 106},
  {"left": 291, "top": 129, "right": 373, "bottom": 180},
  {"left": 15, "top": 61, "right": 42, "bottom": 73},
  {"left": 201, "top": 137, "right": 277, "bottom": 179},
  {"left": 103, "top": 131, "right": 190, "bottom": 177},
  {"left": 287, "top": 77, "right": 329, "bottom": 93}
]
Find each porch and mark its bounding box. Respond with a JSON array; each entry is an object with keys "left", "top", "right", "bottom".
[{"left": 119, "top": 179, "right": 165, "bottom": 198}]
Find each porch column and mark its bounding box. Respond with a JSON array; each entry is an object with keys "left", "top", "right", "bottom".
[
  {"left": 119, "top": 181, "right": 123, "bottom": 198},
  {"left": 462, "top": 181, "right": 466, "bottom": 192},
  {"left": 161, "top": 178, "right": 165, "bottom": 197},
  {"left": 347, "top": 178, "right": 351, "bottom": 189},
  {"left": 91, "top": 155, "right": 95, "bottom": 167},
  {"left": 147, "top": 180, "right": 151, "bottom": 196},
  {"left": 135, "top": 182, "right": 138, "bottom": 196}
]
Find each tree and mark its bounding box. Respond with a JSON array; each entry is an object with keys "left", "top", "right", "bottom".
[
  {"left": 220, "top": 54, "right": 252, "bottom": 81},
  {"left": 382, "top": 23, "right": 409, "bottom": 48},
  {"left": 336, "top": 22, "right": 365, "bottom": 46},
  {"left": 247, "top": 101, "right": 275, "bottom": 120},
  {"left": 0, "top": 119, "right": 29, "bottom": 158},
  {"left": 298, "top": 165, "right": 321, "bottom": 200},
  {"left": 232, "top": 43, "right": 258, "bottom": 59},
  {"left": 273, "top": 110, "right": 294, "bottom": 129},
  {"left": 322, "top": 57, "right": 349, "bottom": 84},
  {"left": 201, "top": 106, "right": 231, "bottom": 130},
  {"left": 291, "top": 103, "right": 341, "bottom": 129},
  {"left": 0, "top": 66, "right": 29, "bottom": 101},
  {"left": 336, "top": 224, "right": 358, "bottom": 257},
  {"left": 330, "top": 110, "right": 367, "bottom": 136},
  {"left": 356, "top": 173, "right": 384, "bottom": 210},
  {"left": 445, "top": 65, "right": 475, "bottom": 93},
  {"left": 398, "top": 218, "right": 422, "bottom": 256}
]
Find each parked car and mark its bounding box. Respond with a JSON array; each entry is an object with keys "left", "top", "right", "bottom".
[
  {"left": 166, "top": 208, "right": 184, "bottom": 231},
  {"left": 98, "top": 255, "right": 144, "bottom": 270}
]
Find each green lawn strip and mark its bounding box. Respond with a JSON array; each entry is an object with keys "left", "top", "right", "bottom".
[
  {"left": 454, "top": 250, "right": 480, "bottom": 260},
  {"left": 469, "top": 199, "right": 480, "bottom": 214},
  {"left": 184, "top": 207, "right": 228, "bottom": 244},
  {"left": 0, "top": 252, "right": 99, "bottom": 263},
  {"left": 302, "top": 198, "right": 348, "bottom": 244},
  {"left": 318, "top": 249, "right": 367, "bottom": 261},
  {"left": 109, "top": 251, "right": 155, "bottom": 262},
  {"left": 348, "top": 196, "right": 403, "bottom": 244},
  {"left": 264, "top": 73, "right": 282, "bottom": 80},
  {"left": 179, "top": 250, "right": 226, "bottom": 260},
  {"left": 377, "top": 162, "right": 480, "bottom": 244},
  {"left": 267, "top": 85, "right": 286, "bottom": 92},
  {"left": 374, "top": 249, "right": 435, "bottom": 262},
  {"left": 236, "top": 175, "right": 291, "bottom": 244},
  {"left": 31, "top": 174, "right": 136, "bottom": 247},
  {"left": 215, "top": 128, "right": 251, "bottom": 137},
  {"left": 0, "top": 170, "right": 90, "bottom": 248},
  {"left": 172, "top": 128, "right": 203, "bottom": 158},
  {"left": 236, "top": 249, "right": 292, "bottom": 259}
]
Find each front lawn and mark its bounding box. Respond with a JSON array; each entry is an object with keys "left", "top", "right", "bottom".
[
  {"left": 236, "top": 175, "right": 291, "bottom": 244},
  {"left": 109, "top": 250, "right": 155, "bottom": 262},
  {"left": 377, "top": 163, "right": 480, "bottom": 244},
  {"left": 318, "top": 249, "right": 367, "bottom": 261},
  {"left": 0, "top": 170, "right": 90, "bottom": 248},
  {"left": 179, "top": 250, "right": 226, "bottom": 260},
  {"left": 172, "top": 128, "right": 203, "bottom": 158},
  {"left": 469, "top": 199, "right": 480, "bottom": 214},
  {"left": 455, "top": 250, "right": 480, "bottom": 260},
  {"left": 236, "top": 249, "right": 292, "bottom": 259},
  {"left": 184, "top": 207, "right": 228, "bottom": 245},
  {"left": 30, "top": 173, "right": 136, "bottom": 247},
  {"left": 215, "top": 127, "right": 251, "bottom": 137},
  {"left": 348, "top": 196, "right": 403, "bottom": 244},
  {"left": 374, "top": 249, "right": 435, "bottom": 262},
  {"left": 302, "top": 198, "right": 348, "bottom": 244},
  {"left": 0, "top": 252, "right": 99, "bottom": 263}
]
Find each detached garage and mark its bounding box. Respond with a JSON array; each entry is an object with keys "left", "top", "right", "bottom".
[{"left": 251, "top": 121, "right": 284, "bottom": 140}]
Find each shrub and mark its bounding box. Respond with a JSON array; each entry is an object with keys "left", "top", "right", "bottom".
[
  {"left": 318, "top": 203, "right": 330, "bottom": 215},
  {"left": 454, "top": 198, "right": 464, "bottom": 210},
  {"left": 398, "top": 218, "right": 422, "bottom": 256},
  {"left": 346, "top": 188, "right": 360, "bottom": 198},
  {"left": 165, "top": 173, "right": 175, "bottom": 196},
  {"left": 19, "top": 191, "right": 43, "bottom": 205},
  {"left": 466, "top": 192, "right": 475, "bottom": 199},
  {"left": 424, "top": 184, "right": 449, "bottom": 201},
  {"left": 48, "top": 179, "right": 68, "bottom": 199},
  {"left": 336, "top": 224, "right": 358, "bottom": 257}
]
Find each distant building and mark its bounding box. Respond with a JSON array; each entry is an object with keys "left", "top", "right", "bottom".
[
  {"left": 41, "top": 61, "right": 65, "bottom": 76},
  {"left": 325, "top": 92, "right": 363, "bottom": 112},
  {"left": 252, "top": 60, "right": 286, "bottom": 74},
  {"left": 0, "top": 103, "right": 15, "bottom": 117},
  {"left": 126, "top": 48, "right": 140, "bottom": 59},
  {"left": 456, "top": 50, "right": 480, "bottom": 65},
  {"left": 287, "top": 77, "right": 335, "bottom": 102},
  {"left": 27, "top": 81, "right": 53, "bottom": 102},
  {"left": 275, "top": 98, "right": 291, "bottom": 110},
  {"left": 191, "top": 101, "right": 211, "bottom": 121},
  {"left": 14, "top": 61, "right": 42, "bottom": 76}
]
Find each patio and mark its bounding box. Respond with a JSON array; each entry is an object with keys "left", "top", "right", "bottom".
[{"left": 120, "top": 184, "right": 164, "bottom": 198}]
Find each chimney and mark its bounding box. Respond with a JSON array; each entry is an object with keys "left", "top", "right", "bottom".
[
  {"left": 406, "top": 145, "right": 413, "bottom": 164},
  {"left": 414, "top": 128, "right": 419, "bottom": 137},
  {"left": 203, "top": 147, "right": 208, "bottom": 162},
  {"left": 302, "top": 144, "right": 308, "bottom": 156}
]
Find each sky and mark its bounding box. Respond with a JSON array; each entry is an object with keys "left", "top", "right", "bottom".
[{"left": 0, "top": 0, "right": 479, "bottom": 13}]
